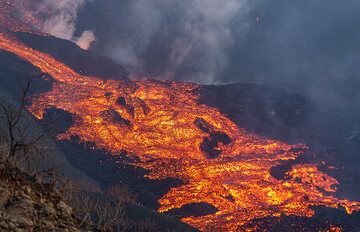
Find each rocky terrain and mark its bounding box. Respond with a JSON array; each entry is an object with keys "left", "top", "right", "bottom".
[{"left": 0, "top": 162, "right": 85, "bottom": 232}]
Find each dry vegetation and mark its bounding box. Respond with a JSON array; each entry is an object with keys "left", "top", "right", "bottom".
[
  {"left": 61, "top": 180, "right": 159, "bottom": 231},
  {"left": 106, "top": 184, "right": 139, "bottom": 206},
  {"left": 0, "top": 78, "right": 52, "bottom": 175}
]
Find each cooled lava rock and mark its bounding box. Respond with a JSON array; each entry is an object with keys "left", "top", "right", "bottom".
[
  {"left": 104, "top": 92, "right": 112, "bottom": 97},
  {"left": 135, "top": 98, "right": 151, "bottom": 116},
  {"left": 200, "top": 132, "right": 232, "bottom": 159},
  {"left": 164, "top": 202, "right": 218, "bottom": 218},
  {"left": 194, "top": 117, "right": 215, "bottom": 133},
  {"left": 41, "top": 108, "right": 73, "bottom": 136},
  {"left": 116, "top": 96, "right": 126, "bottom": 106},
  {"left": 100, "top": 109, "right": 132, "bottom": 128}
]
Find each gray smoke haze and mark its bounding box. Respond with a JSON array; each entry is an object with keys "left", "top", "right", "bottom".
[
  {"left": 27, "top": 0, "right": 360, "bottom": 107},
  {"left": 102, "top": 0, "right": 250, "bottom": 83},
  {"left": 78, "top": 1, "right": 359, "bottom": 80},
  {"left": 221, "top": 0, "right": 360, "bottom": 107},
  {"left": 30, "top": 0, "right": 96, "bottom": 50}
]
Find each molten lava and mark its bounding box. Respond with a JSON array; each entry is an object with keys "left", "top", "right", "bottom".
[
  {"left": 1, "top": 3, "right": 360, "bottom": 231},
  {"left": 0, "top": 0, "right": 40, "bottom": 33}
]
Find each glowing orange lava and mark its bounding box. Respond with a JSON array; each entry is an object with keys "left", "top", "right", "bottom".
[{"left": 1, "top": 4, "right": 360, "bottom": 230}]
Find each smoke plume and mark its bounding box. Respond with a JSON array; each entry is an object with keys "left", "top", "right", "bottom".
[
  {"left": 32, "top": 0, "right": 96, "bottom": 50},
  {"left": 162, "top": 0, "right": 249, "bottom": 83},
  {"left": 21, "top": 0, "right": 360, "bottom": 108},
  {"left": 75, "top": 30, "right": 96, "bottom": 50},
  {"left": 91, "top": 0, "right": 250, "bottom": 83}
]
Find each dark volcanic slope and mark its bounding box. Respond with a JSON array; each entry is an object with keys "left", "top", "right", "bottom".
[
  {"left": 197, "top": 83, "right": 312, "bottom": 143},
  {"left": 198, "top": 83, "right": 360, "bottom": 151},
  {"left": 12, "top": 31, "right": 130, "bottom": 81},
  {"left": 0, "top": 50, "right": 101, "bottom": 192},
  {"left": 0, "top": 50, "right": 50, "bottom": 98},
  {"left": 198, "top": 83, "right": 360, "bottom": 202}
]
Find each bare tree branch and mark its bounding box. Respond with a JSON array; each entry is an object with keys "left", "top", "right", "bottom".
[{"left": 0, "top": 77, "right": 51, "bottom": 175}]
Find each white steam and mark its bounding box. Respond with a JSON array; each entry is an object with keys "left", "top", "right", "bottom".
[
  {"left": 36, "top": 0, "right": 95, "bottom": 50},
  {"left": 166, "top": 0, "right": 249, "bottom": 83},
  {"left": 75, "top": 30, "right": 96, "bottom": 50}
]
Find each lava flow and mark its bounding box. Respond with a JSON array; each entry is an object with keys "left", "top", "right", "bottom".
[
  {"left": 1, "top": 4, "right": 360, "bottom": 230},
  {"left": 0, "top": 0, "right": 40, "bottom": 33}
]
